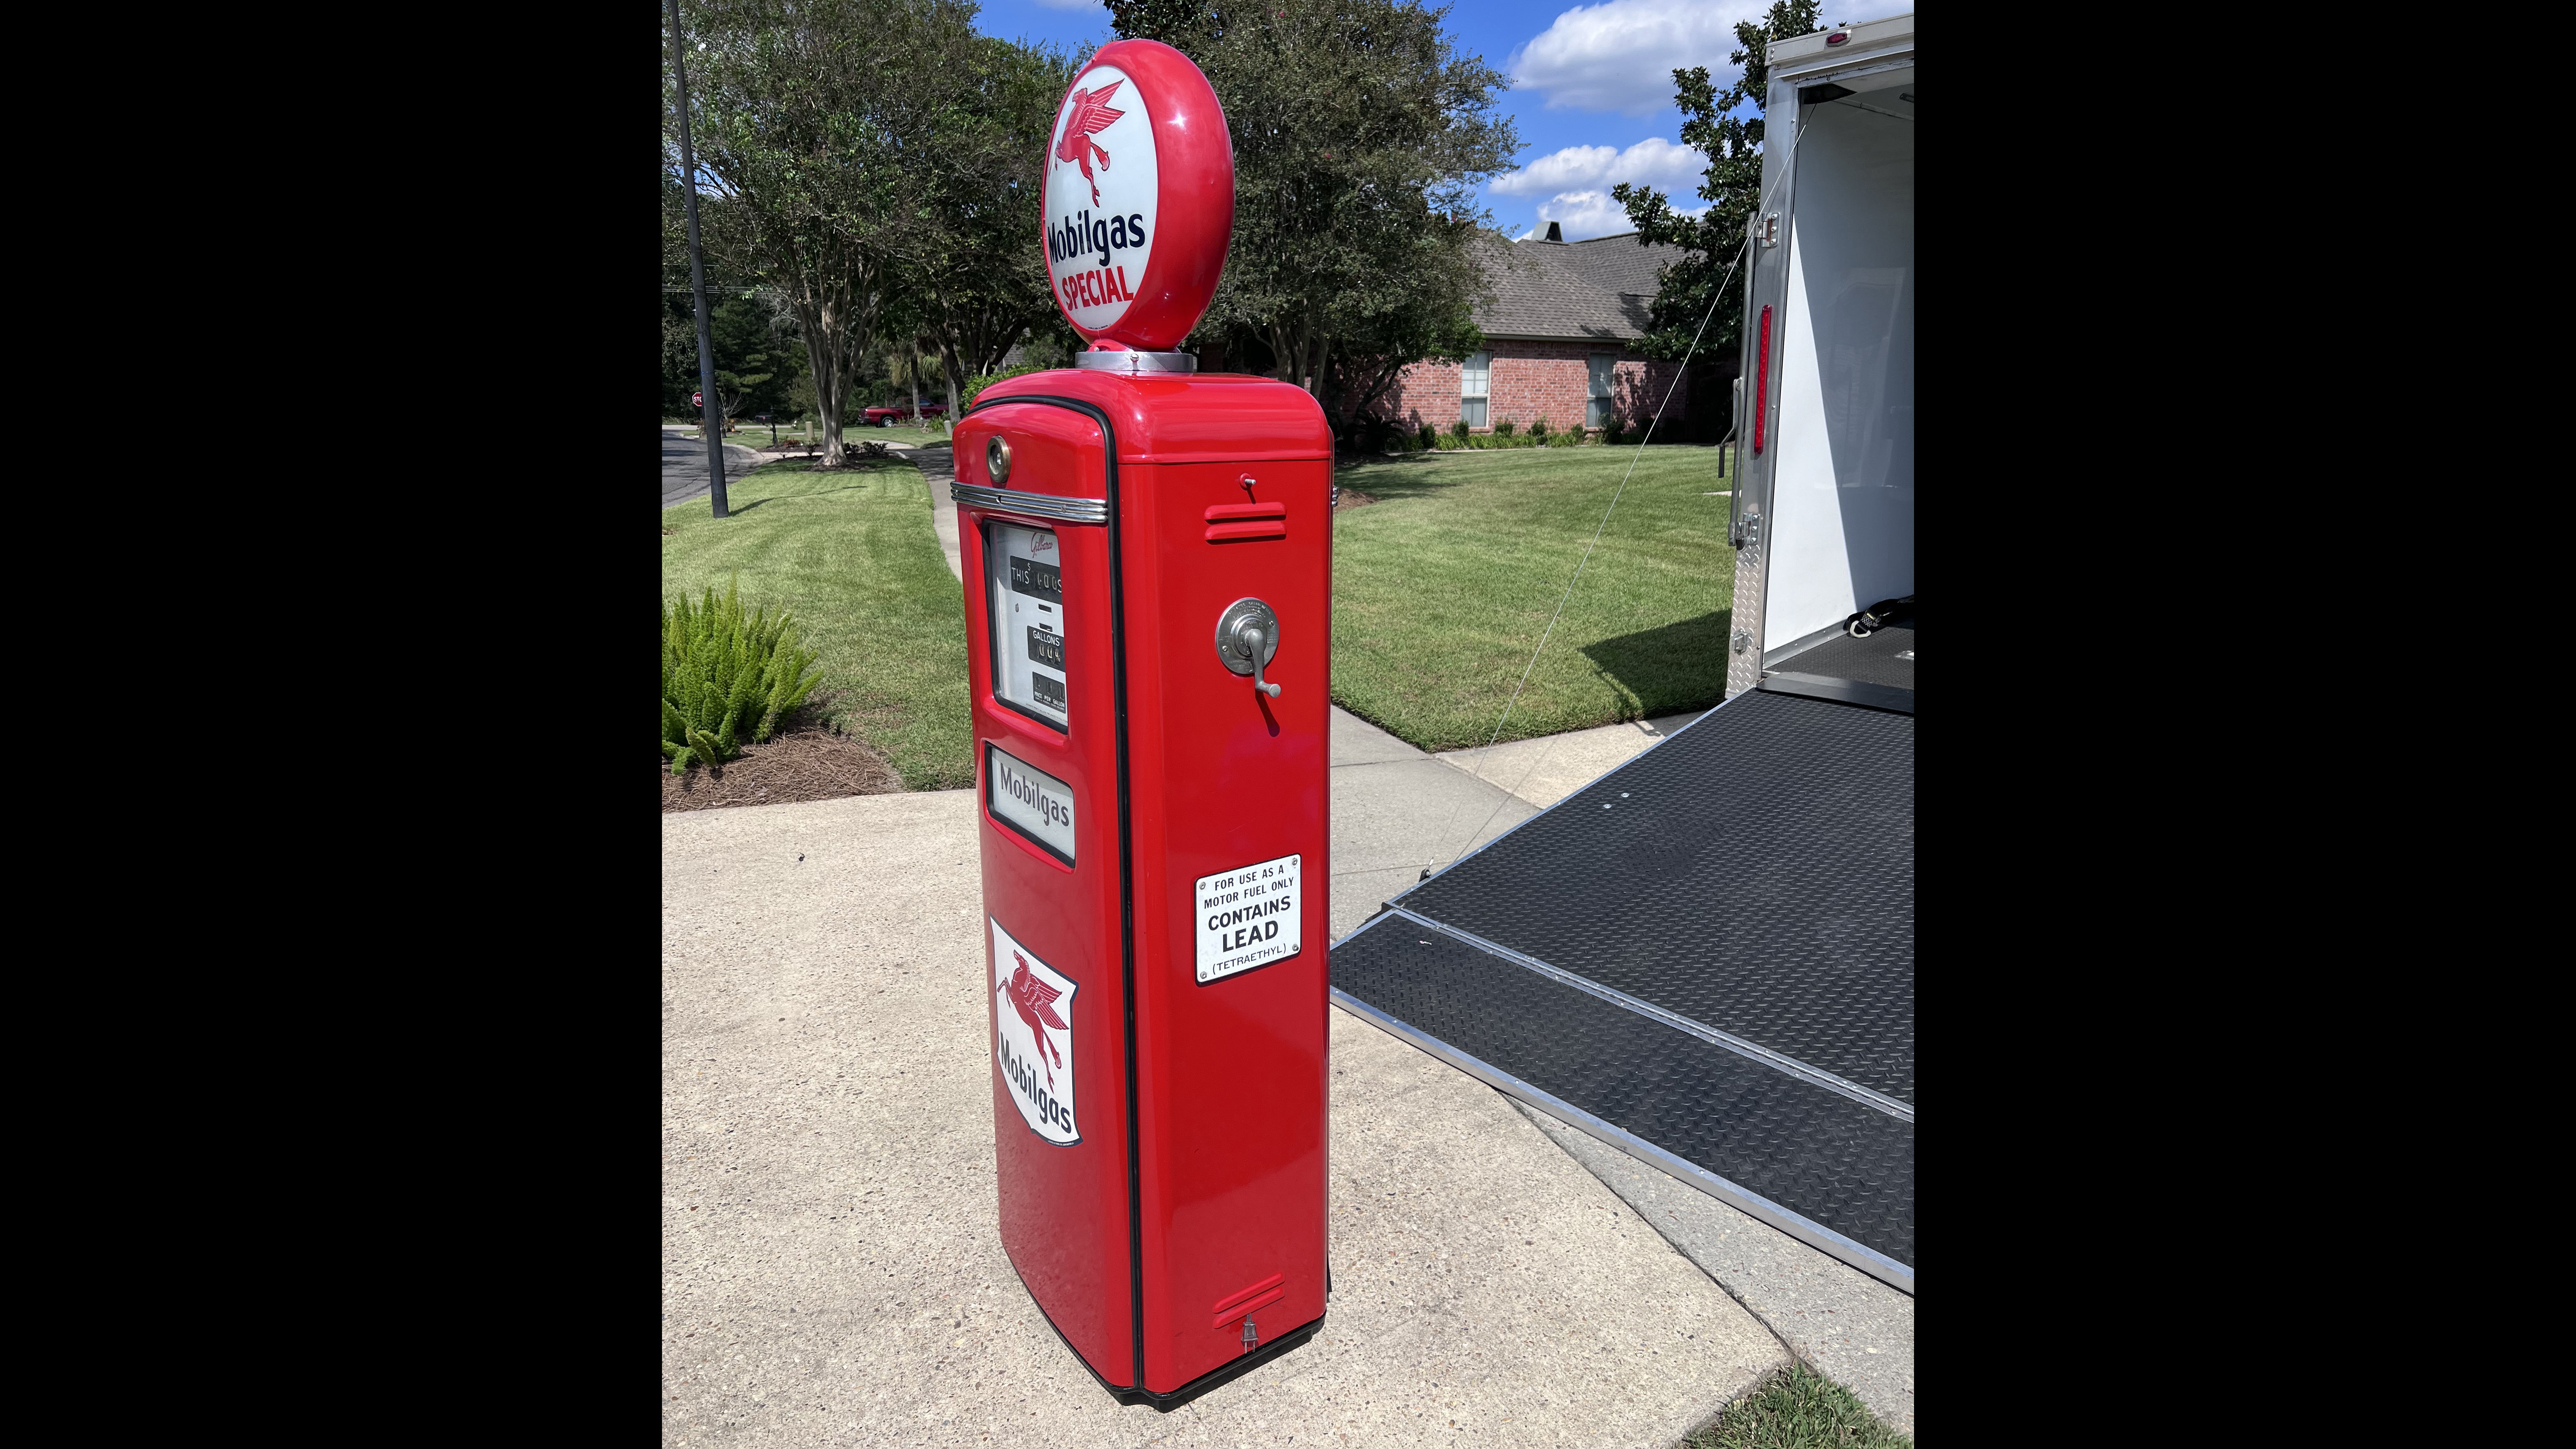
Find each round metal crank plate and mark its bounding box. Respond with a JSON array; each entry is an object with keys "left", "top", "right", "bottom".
[{"left": 1213, "top": 598, "right": 1280, "bottom": 676}]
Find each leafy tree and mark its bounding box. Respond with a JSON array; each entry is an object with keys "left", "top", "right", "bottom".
[
  {"left": 1107, "top": 0, "right": 1515, "bottom": 445},
  {"left": 710, "top": 293, "right": 805, "bottom": 426},
  {"left": 669, "top": 0, "right": 981, "bottom": 466},
  {"left": 1611, "top": 0, "right": 1820, "bottom": 371},
  {"left": 904, "top": 35, "right": 1082, "bottom": 420}
]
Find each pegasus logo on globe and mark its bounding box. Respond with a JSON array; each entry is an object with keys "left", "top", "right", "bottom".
[{"left": 1054, "top": 80, "right": 1124, "bottom": 207}]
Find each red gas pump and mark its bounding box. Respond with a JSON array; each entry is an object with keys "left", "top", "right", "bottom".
[{"left": 953, "top": 39, "right": 1335, "bottom": 1408}]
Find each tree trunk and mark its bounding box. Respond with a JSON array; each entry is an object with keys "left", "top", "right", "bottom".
[
  {"left": 783, "top": 270, "right": 880, "bottom": 469},
  {"left": 805, "top": 323, "right": 847, "bottom": 466},
  {"left": 908, "top": 340, "right": 921, "bottom": 423},
  {"left": 938, "top": 336, "right": 964, "bottom": 424}
]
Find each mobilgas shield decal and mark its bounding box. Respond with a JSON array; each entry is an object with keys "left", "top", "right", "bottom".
[
  {"left": 992, "top": 917, "right": 1079, "bottom": 1145},
  {"left": 1045, "top": 63, "right": 1158, "bottom": 335}
]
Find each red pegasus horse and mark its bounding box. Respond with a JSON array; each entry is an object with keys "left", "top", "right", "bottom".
[
  {"left": 1054, "top": 80, "right": 1125, "bottom": 207},
  {"left": 1004, "top": 952, "right": 1069, "bottom": 1088}
]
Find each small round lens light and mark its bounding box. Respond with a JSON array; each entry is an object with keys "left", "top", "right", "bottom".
[{"left": 987, "top": 436, "right": 1012, "bottom": 485}]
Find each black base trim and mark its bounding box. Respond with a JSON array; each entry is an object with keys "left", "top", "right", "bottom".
[
  {"left": 1758, "top": 671, "right": 1914, "bottom": 714},
  {"left": 1014, "top": 1265, "right": 1327, "bottom": 1413},
  {"left": 1116, "top": 1316, "right": 1325, "bottom": 1411}
]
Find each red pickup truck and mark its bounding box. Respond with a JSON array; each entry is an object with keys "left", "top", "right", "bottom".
[{"left": 860, "top": 401, "right": 947, "bottom": 426}]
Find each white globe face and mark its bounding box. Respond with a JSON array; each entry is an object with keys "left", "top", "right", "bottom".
[{"left": 1043, "top": 63, "right": 1160, "bottom": 337}]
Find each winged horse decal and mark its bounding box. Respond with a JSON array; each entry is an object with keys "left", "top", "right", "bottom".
[
  {"left": 1054, "top": 80, "right": 1126, "bottom": 208},
  {"left": 1004, "top": 952, "right": 1069, "bottom": 1088}
]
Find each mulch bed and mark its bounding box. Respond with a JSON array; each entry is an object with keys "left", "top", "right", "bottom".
[
  {"left": 662, "top": 721, "right": 904, "bottom": 811},
  {"left": 1334, "top": 488, "right": 1378, "bottom": 510}
]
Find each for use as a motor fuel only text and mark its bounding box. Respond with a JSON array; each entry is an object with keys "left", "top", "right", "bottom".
[{"left": 1194, "top": 853, "right": 1301, "bottom": 983}]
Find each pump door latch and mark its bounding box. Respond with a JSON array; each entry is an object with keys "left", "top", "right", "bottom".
[{"left": 1215, "top": 598, "right": 1283, "bottom": 698}]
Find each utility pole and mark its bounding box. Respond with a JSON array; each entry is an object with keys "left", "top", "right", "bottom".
[{"left": 667, "top": 0, "right": 728, "bottom": 518}]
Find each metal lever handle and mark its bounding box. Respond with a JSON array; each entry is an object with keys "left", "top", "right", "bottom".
[{"left": 1244, "top": 629, "right": 1283, "bottom": 697}]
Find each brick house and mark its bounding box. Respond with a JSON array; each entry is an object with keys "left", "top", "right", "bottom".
[{"left": 1379, "top": 222, "right": 1690, "bottom": 437}]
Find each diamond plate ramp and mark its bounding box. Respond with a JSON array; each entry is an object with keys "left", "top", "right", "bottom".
[
  {"left": 1329, "top": 918, "right": 1914, "bottom": 1283},
  {"left": 1328, "top": 687, "right": 1915, "bottom": 1290},
  {"left": 1394, "top": 689, "right": 1913, "bottom": 1105}
]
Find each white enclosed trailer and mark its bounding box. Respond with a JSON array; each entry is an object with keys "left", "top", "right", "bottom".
[
  {"left": 1724, "top": 14, "right": 1915, "bottom": 698},
  {"left": 1329, "top": 17, "right": 1920, "bottom": 1296}
]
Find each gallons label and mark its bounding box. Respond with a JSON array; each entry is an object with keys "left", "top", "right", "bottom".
[{"left": 988, "top": 523, "right": 1069, "bottom": 729}]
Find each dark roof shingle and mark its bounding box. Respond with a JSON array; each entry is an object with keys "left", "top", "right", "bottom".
[{"left": 1471, "top": 231, "right": 1681, "bottom": 342}]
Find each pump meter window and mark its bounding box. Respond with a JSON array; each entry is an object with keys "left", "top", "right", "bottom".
[{"left": 987, "top": 523, "right": 1071, "bottom": 729}]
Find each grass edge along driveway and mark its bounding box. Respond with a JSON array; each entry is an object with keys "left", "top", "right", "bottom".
[
  {"left": 661, "top": 457, "right": 971, "bottom": 791},
  {"left": 1331, "top": 445, "right": 1736, "bottom": 753}
]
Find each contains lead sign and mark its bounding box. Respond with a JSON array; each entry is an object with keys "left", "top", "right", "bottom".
[{"left": 1193, "top": 854, "right": 1302, "bottom": 983}]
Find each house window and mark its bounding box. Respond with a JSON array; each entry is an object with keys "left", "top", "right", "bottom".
[
  {"left": 1460, "top": 351, "right": 1490, "bottom": 427},
  {"left": 1587, "top": 354, "right": 1615, "bottom": 429}
]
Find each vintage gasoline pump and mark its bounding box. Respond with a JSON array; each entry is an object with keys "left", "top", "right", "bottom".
[{"left": 953, "top": 39, "right": 1334, "bottom": 1407}]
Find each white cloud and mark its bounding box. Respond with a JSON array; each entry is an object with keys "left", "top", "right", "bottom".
[
  {"left": 1491, "top": 137, "right": 1703, "bottom": 199},
  {"left": 1526, "top": 190, "right": 1703, "bottom": 242},
  {"left": 1508, "top": 0, "right": 1769, "bottom": 116}
]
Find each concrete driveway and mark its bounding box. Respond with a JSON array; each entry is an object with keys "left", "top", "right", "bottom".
[
  {"left": 664, "top": 784, "right": 1788, "bottom": 1448},
  {"left": 664, "top": 473, "right": 1913, "bottom": 1445}
]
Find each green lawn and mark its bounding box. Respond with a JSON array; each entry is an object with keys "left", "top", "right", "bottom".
[
  {"left": 1331, "top": 445, "right": 1738, "bottom": 752},
  {"left": 661, "top": 457, "right": 971, "bottom": 791},
  {"left": 671, "top": 419, "right": 952, "bottom": 446},
  {"left": 1688, "top": 1363, "right": 1910, "bottom": 1448}
]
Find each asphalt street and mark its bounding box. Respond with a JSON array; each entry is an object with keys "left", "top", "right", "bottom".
[{"left": 663, "top": 426, "right": 767, "bottom": 509}]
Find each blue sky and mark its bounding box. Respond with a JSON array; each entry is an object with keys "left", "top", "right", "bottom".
[{"left": 972, "top": 0, "right": 1804, "bottom": 241}]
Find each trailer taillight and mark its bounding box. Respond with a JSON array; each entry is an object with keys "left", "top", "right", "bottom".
[{"left": 1752, "top": 304, "right": 1772, "bottom": 455}]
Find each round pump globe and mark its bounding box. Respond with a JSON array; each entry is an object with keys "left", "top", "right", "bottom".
[{"left": 1040, "top": 39, "right": 1235, "bottom": 353}]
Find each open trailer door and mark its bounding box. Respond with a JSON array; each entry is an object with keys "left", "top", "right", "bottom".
[
  {"left": 1330, "top": 15, "right": 1916, "bottom": 1294},
  {"left": 1727, "top": 14, "right": 1914, "bottom": 697}
]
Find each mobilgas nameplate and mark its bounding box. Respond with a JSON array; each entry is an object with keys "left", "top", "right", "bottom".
[
  {"left": 1194, "top": 853, "right": 1302, "bottom": 983},
  {"left": 987, "top": 744, "right": 1076, "bottom": 864},
  {"left": 991, "top": 917, "right": 1078, "bottom": 1145}
]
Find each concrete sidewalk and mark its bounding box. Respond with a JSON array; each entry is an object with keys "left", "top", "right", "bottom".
[
  {"left": 1433, "top": 711, "right": 1707, "bottom": 811},
  {"left": 911, "top": 444, "right": 961, "bottom": 582},
  {"left": 664, "top": 792, "right": 1785, "bottom": 1448},
  {"left": 1327, "top": 709, "right": 1537, "bottom": 939}
]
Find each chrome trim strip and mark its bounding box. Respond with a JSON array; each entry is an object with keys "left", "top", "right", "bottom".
[
  {"left": 1385, "top": 907, "right": 1912, "bottom": 1122},
  {"left": 950, "top": 482, "right": 1108, "bottom": 524},
  {"left": 1328, "top": 984, "right": 1914, "bottom": 1296},
  {"left": 1074, "top": 349, "right": 1199, "bottom": 373}
]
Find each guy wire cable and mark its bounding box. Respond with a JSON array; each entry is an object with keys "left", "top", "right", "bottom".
[{"left": 1425, "top": 105, "right": 1821, "bottom": 874}]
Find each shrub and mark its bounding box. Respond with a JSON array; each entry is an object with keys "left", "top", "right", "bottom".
[
  {"left": 1549, "top": 427, "right": 1577, "bottom": 446},
  {"left": 1347, "top": 413, "right": 1413, "bottom": 455},
  {"left": 662, "top": 577, "right": 823, "bottom": 775},
  {"left": 962, "top": 365, "right": 1045, "bottom": 409},
  {"left": 1529, "top": 415, "right": 1551, "bottom": 442},
  {"left": 1494, "top": 418, "right": 1517, "bottom": 438},
  {"left": 1449, "top": 418, "right": 1470, "bottom": 441},
  {"left": 1416, "top": 421, "right": 1437, "bottom": 451}
]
